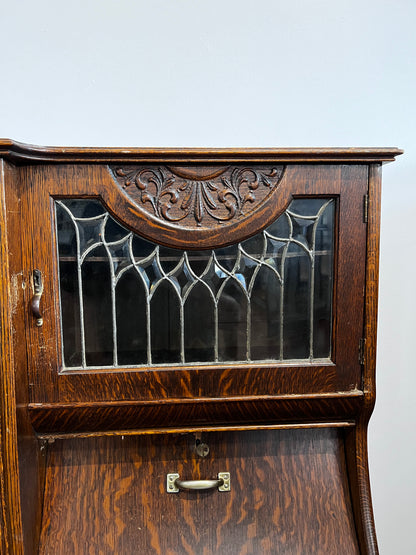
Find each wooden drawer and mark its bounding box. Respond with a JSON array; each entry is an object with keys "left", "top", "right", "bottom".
[{"left": 39, "top": 427, "right": 358, "bottom": 554}]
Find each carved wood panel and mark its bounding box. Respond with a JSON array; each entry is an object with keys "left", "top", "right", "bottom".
[{"left": 110, "top": 165, "right": 285, "bottom": 228}]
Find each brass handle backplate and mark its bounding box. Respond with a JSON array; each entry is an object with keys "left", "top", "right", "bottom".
[{"left": 167, "top": 472, "right": 230, "bottom": 493}]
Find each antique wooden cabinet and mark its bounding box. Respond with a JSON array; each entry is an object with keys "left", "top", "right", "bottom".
[{"left": 0, "top": 141, "right": 402, "bottom": 554}]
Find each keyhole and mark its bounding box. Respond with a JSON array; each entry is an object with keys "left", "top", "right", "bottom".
[
  {"left": 33, "top": 269, "right": 42, "bottom": 292},
  {"left": 195, "top": 440, "right": 210, "bottom": 458}
]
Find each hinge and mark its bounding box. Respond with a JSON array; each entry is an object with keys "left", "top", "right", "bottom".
[
  {"left": 363, "top": 193, "right": 369, "bottom": 223},
  {"left": 359, "top": 338, "right": 366, "bottom": 365}
]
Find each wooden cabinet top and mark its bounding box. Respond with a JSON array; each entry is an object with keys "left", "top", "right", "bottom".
[{"left": 0, "top": 139, "right": 403, "bottom": 163}]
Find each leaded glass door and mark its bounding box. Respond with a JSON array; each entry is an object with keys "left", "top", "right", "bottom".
[{"left": 22, "top": 161, "right": 368, "bottom": 430}]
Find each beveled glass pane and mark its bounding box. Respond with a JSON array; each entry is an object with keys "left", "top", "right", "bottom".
[
  {"left": 313, "top": 201, "right": 334, "bottom": 358},
  {"left": 82, "top": 246, "right": 113, "bottom": 366},
  {"left": 150, "top": 281, "right": 181, "bottom": 364},
  {"left": 214, "top": 244, "right": 239, "bottom": 273},
  {"left": 186, "top": 250, "right": 212, "bottom": 277},
  {"left": 184, "top": 283, "right": 215, "bottom": 362},
  {"left": 283, "top": 243, "right": 310, "bottom": 359},
  {"left": 289, "top": 198, "right": 328, "bottom": 217},
  {"left": 131, "top": 234, "right": 155, "bottom": 261},
  {"left": 104, "top": 216, "right": 130, "bottom": 243},
  {"left": 218, "top": 280, "right": 248, "bottom": 361},
  {"left": 56, "top": 204, "right": 81, "bottom": 367},
  {"left": 116, "top": 269, "right": 147, "bottom": 365},
  {"left": 59, "top": 259, "right": 82, "bottom": 367},
  {"left": 76, "top": 215, "right": 107, "bottom": 258},
  {"left": 158, "top": 245, "right": 183, "bottom": 274},
  {"left": 250, "top": 267, "right": 281, "bottom": 360},
  {"left": 62, "top": 199, "right": 106, "bottom": 219}
]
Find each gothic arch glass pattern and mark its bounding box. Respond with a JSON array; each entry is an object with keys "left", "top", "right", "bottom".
[{"left": 56, "top": 198, "right": 335, "bottom": 369}]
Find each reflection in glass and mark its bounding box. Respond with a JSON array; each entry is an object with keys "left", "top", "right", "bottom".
[{"left": 56, "top": 197, "right": 335, "bottom": 368}]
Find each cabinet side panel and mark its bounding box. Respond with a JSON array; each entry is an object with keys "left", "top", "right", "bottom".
[
  {"left": 5, "top": 162, "right": 47, "bottom": 554},
  {"left": 0, "top": 160, "right": 23, "bottom": 553},
  {"left": 363, "top": 164, "right": 382, "bottom": 409},
  {"left": 345, "top": 164, "right": 382, "bottom": 555}
]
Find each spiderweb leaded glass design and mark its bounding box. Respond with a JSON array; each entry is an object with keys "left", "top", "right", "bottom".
[{"left": 56, "top": 198, "right": 334, "bottom": 369}]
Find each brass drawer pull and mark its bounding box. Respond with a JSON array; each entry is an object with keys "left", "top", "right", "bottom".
[{"left": 167, "top": 472, "right": 230, "bottom": 493}]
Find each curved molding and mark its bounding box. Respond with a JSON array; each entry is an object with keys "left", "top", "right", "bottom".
[
  {"left": 0, "top": 139, "right": 404, "bottom": 163},
  {"left": 109, "top": 164, "right": 285, "bottom": 228}
]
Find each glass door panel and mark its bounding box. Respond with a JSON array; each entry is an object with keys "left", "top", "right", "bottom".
[{"left": 56, "top": 198, "right": 335, "bottom": 369}]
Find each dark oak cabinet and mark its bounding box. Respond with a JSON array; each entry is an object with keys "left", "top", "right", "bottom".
[{"left": 0, "top": 141, "right": 402, "bottom": 554}]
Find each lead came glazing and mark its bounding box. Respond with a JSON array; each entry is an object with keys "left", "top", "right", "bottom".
[{"left": 56, "top": 198, "right": 334, "bottom": 369}]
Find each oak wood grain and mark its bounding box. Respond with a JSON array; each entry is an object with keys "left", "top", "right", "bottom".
[
  {"left": 4, "top": 162, "right": 47, "bottom": 555},
  {"left": 29, "top": 393, "right": 364, "bottom": 434},
  {"left": 0, "top": 160, "right": 24, "bottom": 553},
  {"left": 344, "top": 163, "right": 384, "bottom": 555},
  {"left": 36, "top": 420, "right": 355, "bottom": 441}
]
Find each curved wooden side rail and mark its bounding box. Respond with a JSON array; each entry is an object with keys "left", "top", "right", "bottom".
[{"left": 346, "top": 420, "right": 378, "bottom": 554}]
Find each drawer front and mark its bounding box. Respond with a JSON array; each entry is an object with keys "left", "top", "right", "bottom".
[{"left": 39, "top": 428, "right": 359, "bottom": 554}]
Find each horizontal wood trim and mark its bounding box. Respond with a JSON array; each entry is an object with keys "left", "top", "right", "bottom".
[
  {"left": 37, "top": 421, "right": 356, "bottom": 440},
  {"left": 29, "top": 392, "right": 364, "bottom": 433},
  {"left": 30, "top": 390, "right": 363, "bottom": 409},
  {"left": 59, "top": 359, "right": 336, "bottom": 376},
  {"left": 0, "top": 140, "right": 403, "bottom": 164},
  {"left": 53, "top": 364, "right": 351, "bottom": 403}
]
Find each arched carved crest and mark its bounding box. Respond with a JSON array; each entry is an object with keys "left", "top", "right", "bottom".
[{"left": 109, "top": 165, "right": 285, "bottom": 228}]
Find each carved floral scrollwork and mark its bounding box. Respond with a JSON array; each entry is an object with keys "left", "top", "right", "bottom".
[{"left": 110, "top": 165, "right": 285, "bottom": 227}]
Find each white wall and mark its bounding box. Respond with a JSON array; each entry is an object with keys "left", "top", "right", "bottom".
[{"left": 1, "top": 1, "right": 415, "bottom": 552}]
